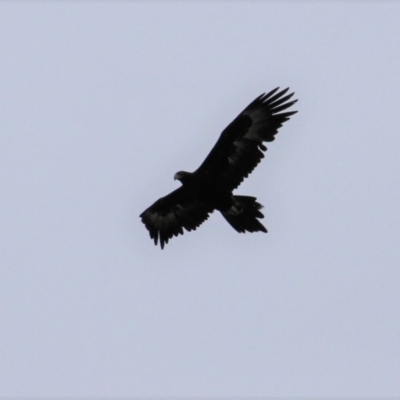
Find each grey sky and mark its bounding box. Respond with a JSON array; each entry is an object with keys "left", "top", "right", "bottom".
[{"left": 1, "top": 2, "right": 399, "bottom": 397}]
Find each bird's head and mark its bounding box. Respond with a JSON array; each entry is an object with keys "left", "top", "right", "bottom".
[{"left": 174, "top": 171, "right": 192, "bottom": 184}]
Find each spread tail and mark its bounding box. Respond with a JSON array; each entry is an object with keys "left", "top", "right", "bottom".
[{"left": 221, "top": 196, "right": 267, "bottom": 233}]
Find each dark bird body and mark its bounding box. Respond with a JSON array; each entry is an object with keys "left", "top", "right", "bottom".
[{"left": 140, "top": 87, "right": 298, "bottom": 249}]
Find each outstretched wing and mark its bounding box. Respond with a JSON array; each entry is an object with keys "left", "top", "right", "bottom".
[
  {"left": 195, "top": 87, "right": 298, "bottom": 190},
  {"left": 140, "top": 187, "right": 212, "bottom": 249}
]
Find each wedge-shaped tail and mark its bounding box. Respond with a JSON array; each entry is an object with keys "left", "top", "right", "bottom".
[{"left": 221, "top": 195, "right": 267, "bottom": 233}]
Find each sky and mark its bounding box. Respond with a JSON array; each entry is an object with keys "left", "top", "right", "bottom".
[{"left": 1, "top": 2, "right": 400, "bottom": 398}]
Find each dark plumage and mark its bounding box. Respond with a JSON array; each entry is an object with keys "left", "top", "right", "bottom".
[{"left": 140, "top": 87, "right": 298, "bottom": 249}]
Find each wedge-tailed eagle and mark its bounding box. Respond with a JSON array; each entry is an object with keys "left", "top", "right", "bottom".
[{"left": 140, "top": 87, "right": 298, "bottom": 249}]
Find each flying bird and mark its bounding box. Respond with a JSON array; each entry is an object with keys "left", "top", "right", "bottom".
[{"left": 140, "top": 87, "right": 298, "bottom": 249}]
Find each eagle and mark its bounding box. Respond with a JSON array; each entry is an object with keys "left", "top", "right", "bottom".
[{"left": 140, "top": 87, "right": 298, "bottom": 249}]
